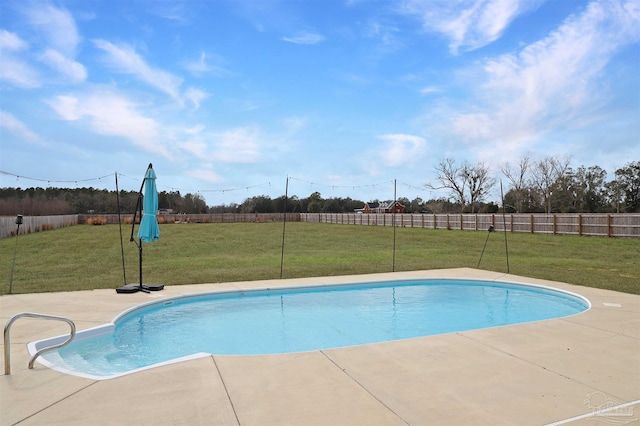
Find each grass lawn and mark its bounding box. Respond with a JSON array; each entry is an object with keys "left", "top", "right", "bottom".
[{"left": 1, "top": 222, "right": 638, "bottom": 295}]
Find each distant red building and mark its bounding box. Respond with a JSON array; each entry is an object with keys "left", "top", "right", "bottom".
[{"left": 356, "top": 201, "right": 405, "bottom": 214}]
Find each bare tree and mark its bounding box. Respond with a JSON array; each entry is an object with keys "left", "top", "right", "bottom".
[
  {"left": 462, "top": 162, "right": 495, "bottom": 213},
  {"left": 429, "top": 158, "right": 495, "bottom": 213},
  {"left": 501, "top": 155, "right": 530, "bottom": 212},
  {"left": 530, "top": 156, "right": 571, "bottom": 213},
  {"left": 429, "top": 158, "right": 466, "bottom": 209}
]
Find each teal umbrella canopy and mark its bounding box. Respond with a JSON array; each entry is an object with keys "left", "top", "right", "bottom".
[{"left": 138, "top": 166, "right": 160, "bottom": 243}]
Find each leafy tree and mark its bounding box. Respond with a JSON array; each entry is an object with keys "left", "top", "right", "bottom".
[
  {"left": 306, "top": 192, "right": 323, "bottom": 213},
  {"left": 613, "top": 161, "right": 640, "bottom": 212}
]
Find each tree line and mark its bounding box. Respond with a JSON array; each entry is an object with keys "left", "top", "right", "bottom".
[
  {"left": 0, "top": 159, "right": 638, "bottom": 216},
  {"left": 430, "top": 158, "right": 639, "bottom": 214}
]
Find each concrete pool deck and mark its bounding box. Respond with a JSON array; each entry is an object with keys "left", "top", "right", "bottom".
[{"left": 1, "top": 268, "right": 638, "bottom": 425}]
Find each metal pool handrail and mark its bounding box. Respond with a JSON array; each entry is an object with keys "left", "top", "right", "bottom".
[{"left": 4, "top": 312, "right": 76, "bottom": 375}]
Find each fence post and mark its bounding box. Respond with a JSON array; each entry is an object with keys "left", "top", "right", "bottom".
[
  {"left": 579, "top": 214, "right": 583, "bottom": 236},
  {"left": 553, "top": 214, "right": 557, "bottom": 235},
  {"left": 607, "top": 214, "right": 612, "bottom": 238},
  {"left": 510, "top": 214, "right": 514, "bottom": 232},
  {"left": 530, "top": 215, "right": 534, "bottom": 234}
]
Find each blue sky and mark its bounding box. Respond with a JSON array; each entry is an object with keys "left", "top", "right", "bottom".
[{"left": 1, "top": 0, "right": 638, "bottom": 205}]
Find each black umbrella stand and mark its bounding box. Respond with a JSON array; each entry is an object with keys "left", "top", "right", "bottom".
[{"left": 116, "top": 164, "right": 164, "bottom": 294}]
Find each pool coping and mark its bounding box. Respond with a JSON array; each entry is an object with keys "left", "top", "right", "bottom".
[{"left": 1, "top": 268, "right": 639, "bottom": 425}]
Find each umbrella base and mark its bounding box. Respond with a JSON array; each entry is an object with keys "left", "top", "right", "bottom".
[
  {"left": 116, "top": 283, "right": 164, "bottom": 293},
  {"left": 143, "top": 283, "right": 164, "bottom": 291}
]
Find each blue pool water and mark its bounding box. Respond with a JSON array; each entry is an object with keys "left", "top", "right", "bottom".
[{"left": 33, "top": 279, "right": 589, "bottom": 379}]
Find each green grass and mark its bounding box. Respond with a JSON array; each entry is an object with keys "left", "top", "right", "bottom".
[{"left": 1, "top": 222, "right": 638, "bottom": 295}]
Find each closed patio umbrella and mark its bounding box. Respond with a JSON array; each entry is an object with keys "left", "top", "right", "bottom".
[
  {"left": 116, "top": 163, "right": 164, "bottom": 294},
  {"left": 138, "top": 165, "right": 160, "bottom": 243}
]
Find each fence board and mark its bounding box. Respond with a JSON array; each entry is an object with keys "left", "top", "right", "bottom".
[
  {"left": 301, "top": 213, "right": 640, "bottom": 238},
  {"left": 3, "top": 213, "right": 639, "bottom": 239},
  {"left": 0, "top": 215, "right": 78, "bottom": 239}
]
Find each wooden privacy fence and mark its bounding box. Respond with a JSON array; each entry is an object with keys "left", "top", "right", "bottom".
[
  {"left": 2, "top": 213, "right": 639, "bottom": 238},
  {"left": 301, "top": 213, "right": 640, "bottom": 238},
  {"left": 0, "top": 215, "right": 78, "bottom": 239},
  {"left": 75, "top": 213, "right": 301, "bottom": 225}
]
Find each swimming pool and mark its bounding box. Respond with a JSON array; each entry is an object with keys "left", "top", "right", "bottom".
[{"left": 31, "top": 278, "right": 589, "bottom": 380}]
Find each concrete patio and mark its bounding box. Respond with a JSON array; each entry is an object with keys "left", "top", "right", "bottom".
[{"left": 1, "top": 268, "right": 638, "bottom": 425}]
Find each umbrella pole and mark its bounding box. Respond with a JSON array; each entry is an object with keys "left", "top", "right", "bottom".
[
  {"left": 131, "top": 181, "right": 149, "bottom": 293},
  {"left": 137, "top": 189, "right": 149, "bottom": 293},
  {"left": 138, "top": 239, "right": 149, "bottom": 293}
]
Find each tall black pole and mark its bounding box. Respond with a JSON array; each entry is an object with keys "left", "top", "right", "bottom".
[
  {"left": 9, "top": 215, "right": 23, "bottom": 294},
  {"left": 280, "top": 176, "right": 288, "bottom": 279},
  {"left": 501, "top": 180, "right": 510, "bottom": 273},
  {"left": 392, "top": 179, "right": 397, "bottom": 272},
  {"left": 115, "top": 172, "right": 127, "bottom": 286}
]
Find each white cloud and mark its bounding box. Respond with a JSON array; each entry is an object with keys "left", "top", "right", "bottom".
[
  {"left": 187, "top": 168, "right": 224, "bottom": 184},
  {"left": 39, "top": 49, "right": 87, "bottom": 83},
  {"left": 400, "top": 0, "right": 543, "bottom": 54},
  {"left": 47, "top": 95, "right": 80, "bottom": 120},
  {"left": 20, "top": 4, "right": 86, "bottom": 83},
  {"left": 420, "top": 86, "right": 440, "bottom": 95},
  {"left": 213, "top": 128, "right": 261, "bottom": 163},
  {"left": 364, "top": 20, "right": 402, "bottom": 50},
  {"left": 184, "top": 51, "right": 229, "bottom": 76},
  {"left": 282, "top": 32, "right": 325, "bottom": 45},
  {"left": 47, "top": 91, "right": 171, "bottom": 157},
  {"left": 0, "top": 57, "right": 41, "bottom": 88},
  {"left": 23, "top": 3, "right": 81, "bottom": 56},
  {"left": 0, "top": 30, "right": 28, "bottom": 51},
  {"left": 377, "top": 133, "right": 426, "bottom": 166},
  {"left": 93, "top": 39, "right": 184, "bottom": 103},
  {"left": 184, "top": 87, "right": 209, "bottom": 111},
  {"left": 0, "top": 110, "right": 40, "bottom": 141},
  {"left": 443, "top": 0, "right": 640, "bottom": 152},
  {"left": 185, "top": 51, "right": 211, "bottom": 74},
  {"left": 0, "top": 30, "right": 40, "bottom": 88}
]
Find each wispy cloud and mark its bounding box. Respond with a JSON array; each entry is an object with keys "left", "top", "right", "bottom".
[
  {"left": 47, "top": 91, "right": 171, "bottom": 157},
  {"left": 21, "top": 3, "right": 86, "bottom": 83},
  {"left": 183, "top": 51, "right": 230, "bottom": 77},
  {"left": 364, "top": 20, "right": 402, "bottom": 49},
  {"left": 400, "top": 0, "right": 544, "bottom": 54},
  {"left": 0, "top": 110, "right": 41, "bottom": 142},
  {"left": 187, "top": 168, "right": 225, "bottom": 184},
  {"left": 39, "top": 49, "right": 87, "bottom": 83},
  {"left": 377, "top": 133, "right": 427, "bottom": 166},
  {"left": 420, "top": 86, "right": 440, "bottom": 95},
  {"left": 282, "top": 31, "right": 325, "bottom": 45},
  {"left": 439, "top": 0, "right": 640, "bottom": 156},
  {"left": 149, "top": 1, "right": 190, "bottom": 25},
  {"left": 0, "top": 30, "right": 28, "bottom": 51},
  {"left": 212, "top": 127, "right": 261, "bottom": 163},
  {"left": 184, "top": 87, "right": 209, "bottom": 111},
  {"left": 23, "top": 3, "right": 81, "bottom": 56},
  {"left": 93, "top": 39, "right": 184, "bottom": 103},
  {"left": 0, "top": 31, "right": 40, "bottom": 88}
]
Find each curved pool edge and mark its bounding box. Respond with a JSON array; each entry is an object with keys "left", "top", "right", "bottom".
[
  {"left": 28, "top": 275, "right": 591, "bottom": 380},
  {"left": 106, "top": 276, "right": 592, "bottom": 323}
]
